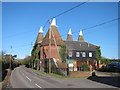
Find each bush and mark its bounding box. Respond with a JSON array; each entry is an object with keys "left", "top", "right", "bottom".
[{"left": 82, "top": 64, "right": 90, "bottom": 71}]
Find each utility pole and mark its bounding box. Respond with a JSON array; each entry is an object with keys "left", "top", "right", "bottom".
[
  {"left": 10, "top": 46, "right": 12, "bottom": 70},
  {"left": 48, "top": 19, "right": 52, "bottom": 73},
  {"left": 51, "top": 25, "right": 61, "bottom": 61}
]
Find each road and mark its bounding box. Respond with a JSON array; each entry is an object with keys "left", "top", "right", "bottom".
[
  {"left": 10, "top": 66, "right": 119, "bottom": 89},
  {"left": 95, "top": 71, "right": 120, "bottom": 76}
]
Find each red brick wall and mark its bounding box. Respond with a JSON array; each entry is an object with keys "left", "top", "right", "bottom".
[
  {"left": 75, "top": 60, "right": 99, "bottom": 71},
  {"left": 77, "top": 61, "right": 87, "bottom": 67},
  {"left": 40, "top": 45, "right": 61, "bottom": 61}
]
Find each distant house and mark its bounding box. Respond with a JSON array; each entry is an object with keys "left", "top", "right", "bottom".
[{"left": 32, "top": 18, "right": 100, "bottom": 72}]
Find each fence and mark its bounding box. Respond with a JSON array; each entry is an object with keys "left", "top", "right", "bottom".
[{"left": 44, "top": 58, "right": 69, "bottom": 76}]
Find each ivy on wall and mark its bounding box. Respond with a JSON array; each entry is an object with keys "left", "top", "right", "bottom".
[
  {"left": 59, "top": 43, "right": 67, "bottom": 62},
  {"left": 31, "top": 44, "right": 40, "bottom": 61},
  {"left": 31, "top": 49, "right": 35, "bottom": 59},
  {"left": 35, "top": 45, "right": 40, "bottom": 60},
  {"left": 30, "top": 44, "right": 41, "bottom": 69},
  {"left": 95, "top": 46, "right": 101, "bottom": 60}
]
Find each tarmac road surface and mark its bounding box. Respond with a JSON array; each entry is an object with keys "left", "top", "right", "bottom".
[{"left": 10, "top": 65, "right": 119, "bottom": 89}]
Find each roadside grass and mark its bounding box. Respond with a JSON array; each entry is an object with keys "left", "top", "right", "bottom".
[
  {"left": 32, "top": 69, "right": 89, "bottom": 79},
  {"left": 0, "top": 82, "right": 3, "bottom": 84},
  {"left": 6, "top": 69, "right": 10, "bottom": 71},
  {"left": 0, "top": 82, "right": 2, "bottom": 89}
]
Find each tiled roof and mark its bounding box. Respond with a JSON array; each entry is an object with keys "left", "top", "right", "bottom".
[
  {"left": 35, "top": 33, "right": 43, "bottom": 44},
  {"left": 42, "top": 26, "right": 64, "bottom": 46},
  {"left": 64, "top": 40, "right": 98, "bottom": 51},
  {"left": 67, "top": 34, "right": 73, "bottom": 41}
]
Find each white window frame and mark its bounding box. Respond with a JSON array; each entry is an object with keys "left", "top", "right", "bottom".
[
  {"left": 82, "top": 52, "right": 86, "bottom": 57},
  {"left": 89, "top": 52, "right": 92, "bottom": 57},
  {"left": 69, "top": 52, "right": 72, "bottom": 57},
  {"left": 76, "top": 52, "right": 80, "bottom": 57}
]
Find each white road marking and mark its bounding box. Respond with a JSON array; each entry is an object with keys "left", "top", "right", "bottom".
[
  {"left": 26, "top": 76, "right": 31, "bottom": 82},
  {"left": 35, "top": 84, "right": 42, "bottom": 88}
]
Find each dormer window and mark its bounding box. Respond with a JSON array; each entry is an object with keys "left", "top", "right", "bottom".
[
  {"left": 76, "top": 52, "right": 80, "bottom": 57},
  {"left": 80, "top": 44, "right": 81, "bottom": 46},
  {"left": 88, "top": 43, "right": 90, "bottom": 47},
  {"left": 69, "top": 52, "right": 72, "bottom": 57},
  {"left": 89, "top": 52, "right": 92, "bottom": 57},
  {"left": 82, "top": 52, "right": 86, "bottom": 57}
]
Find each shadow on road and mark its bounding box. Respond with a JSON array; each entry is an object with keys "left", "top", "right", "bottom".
[{"left": 87, "top": 76, "right": 120, "bottom": 88}]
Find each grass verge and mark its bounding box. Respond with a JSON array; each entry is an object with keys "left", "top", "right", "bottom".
[
  {"left": 0, "top": 82, "right": 3, "bottom": 84},
  {"left": 32, "top": 69, "right": 89, "bottom": 79}
]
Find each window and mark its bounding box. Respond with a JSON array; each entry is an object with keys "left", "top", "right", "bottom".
[
  {"left": 82, "top": 52, "right": 86, "bottom": 57},
  {"left": 69, "top": 52, "right": 72, "bottom": 57},
  {"left": 80, "top": 44, "right": 81, "bottom": 46},
  {"left": 89, "top": 52, "right": 92, "bottom": 57},
  {"left": 76, "top": 52, "right": 80, "bottom": 57}
]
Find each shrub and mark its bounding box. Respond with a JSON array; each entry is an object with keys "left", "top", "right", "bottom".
[{"left": 82, "top": 64, "right": 90, "bottom": 71}]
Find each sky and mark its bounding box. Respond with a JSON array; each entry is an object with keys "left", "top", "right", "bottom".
[{"left": 2, "top": 2, "right": 118, "bottom": 59}]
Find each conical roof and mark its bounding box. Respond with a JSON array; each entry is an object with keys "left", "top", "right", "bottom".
[
  {"left": 67, "top": 28, "right": 73, "bottom": 40},
  {"left": 78, "top": 30, "right": 84, "bottom": 41},
  {"left": 79, "top": 30, "right": 83, "bottom": 36},
  {"left": 39, "top": 26, "right": 43, "bottom": 33},
  {"left": 42, "top": 26, "right": 64, "bottom": 46},
  {"left": 68, "top": 28, "right": 72, "bottom": 35},
  {"left": 35, "top": 27, "right": 44, "bottom": 44},
  {"left": 51, "top": 18, "right": 56, "bottom": 26}
]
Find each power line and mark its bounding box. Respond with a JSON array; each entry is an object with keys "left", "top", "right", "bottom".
[
  {"left": 43, "top": 20, "right": 49, "bottom": 30},
  {"left": 41, "top": 0, "right": 89, "bottom": 36},
  {"left": 4, "top": 1, "right": 89, "bottom": 40},
  {"left": 4, "top": 5, "right": 119, "bottom": 49},
  {"left": 82, "top": 18, "right": 120, "bottom": 31},
  {"left": 71, "top": 18, "right": 119, "bottom": 35},
  {"left": 30, "top": 17, "right": 119, "bottom": 49},
  {"left": 6, "top": 17, "right": 118, "bottom": 58},
  {"left": 10, "top": 17, "right": 119, "bottom": 49},
  {"left": 42, "top": 0, "right": 89, "bottom": 34},
  {"left": 50, "top": 0, "right": 89, "bottom": 19},
  {"left": 50, "top": 17, "right": 119, "bottom": 41}
]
